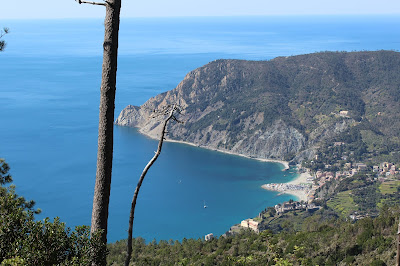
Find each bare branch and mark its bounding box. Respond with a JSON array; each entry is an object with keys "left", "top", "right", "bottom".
[
  {"left": 0, "top": 27, "right": 9, "bottom": 39},
  {"left": 150, "top": 104, "right": 185, "bottom": 123},
  {"left": 0, "top": 27, "right": 9, "bottom": 52},
  {"left": 76, "top": 0, "right": 106, "bottom": 6},
  {"left": 125, "top": 104, "right": 183, "bottom": 265}
]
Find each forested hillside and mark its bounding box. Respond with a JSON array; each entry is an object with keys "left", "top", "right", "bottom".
[
  {"left": 116, "top": 50, "right": 400, "bottom": 163},
  {"left": 108, "top": 205, "right": 399, "bottom": 265}
]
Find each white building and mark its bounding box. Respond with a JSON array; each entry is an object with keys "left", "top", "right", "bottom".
[{"left": 205, "top": 233, "right": 214, "bottom": 241}]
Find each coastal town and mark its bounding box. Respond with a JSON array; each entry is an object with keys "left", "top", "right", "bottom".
[
  {"left": 212, "top": 157, "right": 400, "bottom": 239},
  {"left": 261, "top": 161, "right": 399, "bottom": 204}
]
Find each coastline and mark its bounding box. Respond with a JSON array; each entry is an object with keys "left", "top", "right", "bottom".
[
  {"left": 164, "top": 138, "right": 290, "bottom": 170},
  {"left": 287, "top": 172, "right": 312, "bottom": 185},
  {"left": 135, "top": 128, "right": 309, "bottom": 202},
  {"left": 131, "top": 125, "right": 313, "bottom": 236},
  {"left": 134, "top": 125, "right": 289, "bottom": 169},
  {"left": 261, "top": 171, "right": 312, "bottom": 202},
  {"left": 164, "top": 137, "right": 311, "bottom": 202}
]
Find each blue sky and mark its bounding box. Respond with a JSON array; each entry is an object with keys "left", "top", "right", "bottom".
[{"left": 2, "top": 0, "right": 400, "bottom": 19}]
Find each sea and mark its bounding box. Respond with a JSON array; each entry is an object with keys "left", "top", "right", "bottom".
[{"left": 1, "top": 15, "right": 400, "bottom": 243}]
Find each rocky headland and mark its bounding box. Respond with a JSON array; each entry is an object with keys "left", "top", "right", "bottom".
[{"left": 116, "top": 51, "right": 400, "bottom": 164}]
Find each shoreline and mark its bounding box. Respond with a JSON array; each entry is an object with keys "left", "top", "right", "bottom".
[
  {"left": 164, "top": 137, "right": 311, "bottom": 202},
  {"left": 132, "top": 126, "right": 289, "bottom": 169},
  {"left": 164, "top": 138, "right": 290, "bottom": 170},
  {"left": 135, "top": 128, "right": 309, "bottom": 202},
  {"left": 133, "top": 126, "right": 313, "bottom": 234},
  {"left": 261, "top": 171, "right": 312, "bottom": 202}
]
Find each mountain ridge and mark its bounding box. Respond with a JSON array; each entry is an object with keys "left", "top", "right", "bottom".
[{"left": 116, "top": 50, "right": 400, "bottom": 163}]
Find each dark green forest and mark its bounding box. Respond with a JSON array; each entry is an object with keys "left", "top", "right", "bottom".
[
  {"left": 3, "top": 157, "right": 399, "bottom": 265},
  {"left": 0, "top": 159, "right": 104, "bottom": 265},
  {"left": 107, "top": 205, "right": 398, "bottom": 265}
]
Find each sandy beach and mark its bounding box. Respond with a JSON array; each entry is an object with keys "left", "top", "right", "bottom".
[
  {"left": 281, "top": 189, "right": 308, "bottom": 202},
  {"left": 261, "top": 171, "right": 313, "bottom": 202},
  {"left": 287, "top": 172, "right": 312, "bottom": 185}
]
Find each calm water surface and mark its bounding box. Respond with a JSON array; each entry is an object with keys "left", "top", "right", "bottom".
[{"left": 1, "top": 16, "right": 400, "bottom": 242}]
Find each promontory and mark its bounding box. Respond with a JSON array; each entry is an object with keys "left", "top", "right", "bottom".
[{"left": 115, "top": 51, "right": 400, "bottom": 164}]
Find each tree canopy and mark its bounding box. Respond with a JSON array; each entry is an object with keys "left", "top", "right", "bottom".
[{"left": 0, "top": 159, "right": 104, "bottom": 265}]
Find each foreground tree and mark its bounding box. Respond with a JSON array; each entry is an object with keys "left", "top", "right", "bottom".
[
  {"left": 75, "top": 0, "right": 121, "bottom": 264},
  {"left": 0, "top": 31, "right": 101, "bottom": 264},
  {"left": 125, "top": 104, "right": 183, "bottom": 265},
  {"left": 0, "top": 159, "right": 102, "bottom": 265},
  {"left": 398, "top": 218, "right": 400, "bottom": 266}
]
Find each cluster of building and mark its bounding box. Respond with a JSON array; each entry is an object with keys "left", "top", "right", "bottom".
[
  {"left": 274, "top": 201, "right": 321, "bottom": 215},
  {"left": 240, "top": 219, "right": 261, "bottom": 233},
  {"left": 205, "top": 158, "right": 399, "bottom": 241},
  {"left": 330, "top": 162, "right": 398, "bottom": 180},
  {"left": 235, "top": 201, "right": 322, "bottom": 235},
  {"left": 329, "top": 162, "right": 367, "bottom": 179},
  {"left": 373, "top": 162, "right": 398, "bottom": 177},
  {"left": 315, "top": 170, "right": 334, "bottom": 182},
  {"left": 310, "top": 159, "right": 400, "bottom": 221}
]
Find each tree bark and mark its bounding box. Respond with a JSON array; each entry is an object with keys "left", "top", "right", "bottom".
[
  {"left": 90, "top": 0, "right": 121, "bottom": 264},
  {"left": 397, "top": 216, "right": 400, "bottom": 266}
]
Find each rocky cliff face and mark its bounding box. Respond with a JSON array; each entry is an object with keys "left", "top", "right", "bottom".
[
  {"left": 114, "top": 68, "right": 307, "bottom": 160},
  {"left": 115, "top": 51, "right": 400, "bottom": 162}
]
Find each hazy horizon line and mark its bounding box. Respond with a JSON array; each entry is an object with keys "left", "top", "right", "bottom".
[{"left": 3, "top": 13, "right": 400, "bottom": 21}]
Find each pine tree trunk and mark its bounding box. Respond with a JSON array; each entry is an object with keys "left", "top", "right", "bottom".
[{"left": 90, "top": 0, "right": 121, "bottom": 264}]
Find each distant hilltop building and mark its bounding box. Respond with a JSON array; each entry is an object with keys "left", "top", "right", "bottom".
[{"left": 339, "top": 110, "right": 349, "bottom": 117}]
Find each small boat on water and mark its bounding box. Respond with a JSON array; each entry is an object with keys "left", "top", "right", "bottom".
[{"left": 203, "top": 200, "right": 208, "bottom": 208}]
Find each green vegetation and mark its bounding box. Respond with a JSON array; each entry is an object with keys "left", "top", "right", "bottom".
[
  {"left": 107, "top": 206, "right": 399, "bottom": 265},
  {"left": 161, "top": 51, "right": 400, "bottom": 161},
  {"left": 379, "top": 181, "right": 400, "bottom": 195},
  {"left": 327, "top": 190, "right": 356, "bottom": 216},
  {"left": 4, "top": 50, "right": 400, "bottom": 264},
  {"left": 302, "top": 123, "right": 400, "bottom": 177},
  {"left": 0, "top": 159, "right": 104, "bottom": 265},
  {"left": 115, "top": 51, "right": 400, "bottom": 264},
  {"left": 378, "top": 181, "right": 400, "bottom": 208}
]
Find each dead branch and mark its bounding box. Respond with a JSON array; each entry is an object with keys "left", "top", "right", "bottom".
[
  {"left": 0, "top": 28, "right": 9, "bottom": 39},
  {"left": 76, "top": 0, "right": 106, "bottom": 6},
  {"left": 150, "top": 104, "right": 184, "bottom": 121},
  {"left": 125, "top": 104, "right": 183, "bottom": 266}
]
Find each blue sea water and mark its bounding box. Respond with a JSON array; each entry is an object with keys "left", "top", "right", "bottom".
[{"left": 1, "top": 15, "right": 400, "bottom": 242}]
